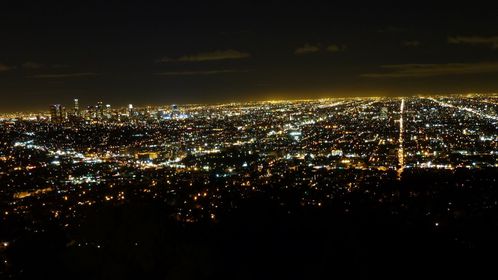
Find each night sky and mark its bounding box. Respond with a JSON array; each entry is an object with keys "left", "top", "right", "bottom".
[{"left": 1, "top": 1, "right": 498, "bottom": 112}]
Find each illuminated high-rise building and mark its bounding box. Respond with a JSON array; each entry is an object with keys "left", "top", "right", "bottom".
[
  {"left": 50, "top": 104, "right": 64, "bottom": 124},
  {"left": 74, "top": 99, "right": 80, "bottom": 116},
  {"left": 171, "top": 104, "right": 179, "bottom": 118},
  {"left": 96, "top": 101, "right": 104, "bottom": 120},
  {"left": 128, "top": 104, "right": 134, "bottom": 117},
  {"left": 105, "top": 104, "right": 111, "bottom": 119},
  {"left": 85, "top": 105, "right": 95, "bottom": 120}
]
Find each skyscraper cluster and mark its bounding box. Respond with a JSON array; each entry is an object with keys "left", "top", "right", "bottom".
[{"left": 49, "top": 99, "right": 187, "bottom": 124}]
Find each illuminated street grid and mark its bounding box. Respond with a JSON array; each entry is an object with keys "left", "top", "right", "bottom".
[{"left": 0, "top": 95, "right": 497, "bottom": 246}]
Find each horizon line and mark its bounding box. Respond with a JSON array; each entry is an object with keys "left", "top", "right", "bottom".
[{"left": 1, "top": 92, "right": 497, "bottom": 115}]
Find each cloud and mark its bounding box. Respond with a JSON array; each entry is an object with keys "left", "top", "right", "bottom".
[
  {"left": 402, "top": 40, "right": 421, "bottom": 47},
  {"left": 361, "top": 62, "right": 498, "bottom": 78},
  {"left": 0, "top": 63, "right": 12, "bottom": 72},
  {"left": 31, "top": 72, "right": 99, "bottom": 78},
  {"left": 295, "top": 43, "right": 346, "bottom": 54},
  {"left": 448, "top": 36, "right": 498, "bottom": 49},
  {"left": 155, "top": 69, "right": 249, "bottom": 76},
  {"left": 22, "top": 62, "right": 69, "bottom": 69},
  {"left": 326, "top": 44, "right": 347, "bottom": 52},
  {"left": 294, "top": 44, "right": 320, "bottom": 54},
  {"left": 157, "top": 49, "right": 250, "bottom": 63},
  {"left": 22, "top": 62, "right": 44, "bottom": 69}
]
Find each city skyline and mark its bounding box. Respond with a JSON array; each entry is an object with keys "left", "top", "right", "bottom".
[{"left": 2, "top": 93, "right": 498, "bottom": 115}]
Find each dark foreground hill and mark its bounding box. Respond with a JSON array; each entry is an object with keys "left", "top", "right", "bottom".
[{"left": 3, "top": 169, "right": 498, "bottom": 279}]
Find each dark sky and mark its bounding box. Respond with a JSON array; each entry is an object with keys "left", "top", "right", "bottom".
[{"left": 1, "top": 1, "right": 498, "bottom": 112}]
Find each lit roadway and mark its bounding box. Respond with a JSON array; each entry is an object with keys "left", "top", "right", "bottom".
[
  {"left": 427, "top": 97, "right": 498, "bottom": 121},
  {"left": 397, "top": 98, "right": 405, "bottom": 179}
]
